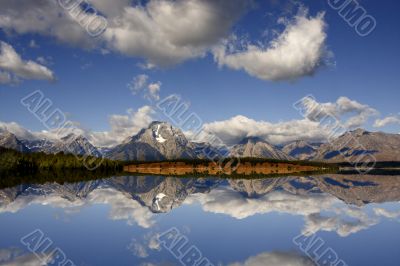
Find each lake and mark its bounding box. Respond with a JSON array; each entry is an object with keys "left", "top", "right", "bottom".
[{"left": 0, "top": 174, "right": 399, "bottom": 265}]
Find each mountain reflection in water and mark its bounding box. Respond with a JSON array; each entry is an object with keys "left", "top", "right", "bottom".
[{"left": 0, "top": 174, "right": 399, "bottom": 265}]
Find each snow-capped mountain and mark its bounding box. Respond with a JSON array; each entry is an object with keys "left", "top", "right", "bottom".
[
  {"left": 20, "top": 138, "right": 55, "bottom": 153},
  {"left": 0, "top": 129, "right": 101, "bottom": 158},
  {"left": 3, "top": 122, "right": 400, "bottom": 163},
  {"left": 107, "top": 121, "right": 197, "bottom": 161},
  {"left": 44, "top": 134, "right": 102, "bottom": 157}
]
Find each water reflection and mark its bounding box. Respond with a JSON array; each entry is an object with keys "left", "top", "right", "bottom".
[{"left": 0, "top": 174, "right": 399, "bottom": 265}]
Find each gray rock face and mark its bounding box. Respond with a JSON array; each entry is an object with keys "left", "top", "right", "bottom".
[
  {"left": 106, "top": 141, "right": 164, "bottom": 161},
  {"left": 0, "top": 131, "right": 29, "bottom": 152},
  {"left": 0, "top": 127, "right": 101, "bottom": 158},
  {"left": 107, "top": 121, "right": 196, "bottom": 161},
  {"left": 282, "top": 140, "right": 321, "bottom": 160},
  {"left": 20, "top": 139, "right": 54, "bottom": 153},
  {"left": 43, "top": 134, "right": 102, "bottom": 157},
  {"left": 230, "top": 137, "right": 292, "bottom": 160},
  {"left": 188, "top": 142, "right": 229, "bottom": 160},
  {"left": 313, "top": 129, "right": 400, "bottom": 162}
]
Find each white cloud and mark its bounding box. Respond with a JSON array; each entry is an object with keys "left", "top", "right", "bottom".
[
  {"left": 373, "top": 207, "right": 400, "bottom": 219},
  {"left": 0, "top": 104, "right": 155, "bottom": 147},
  {"left": 103, "top": 0, "right": 250, "bottom": 66},
  {"left": 127, "top": 239, "right": 149, "bottom": 258},
  {"left": 192, "top": 96, "right": 378, "bottom": 146},
  {"left": 192, "top": 115, "right": 327, "bottom": 146},
  {"left": 146, "top": 82, "right": 161, "bottom": 101},
  {"left": 128, "top": 74, "right": 161, "bottom": 101},
  {"left": 0, "top": 186, "right": 155, "bottom": 229},
  {"left": 90, "top": 105, "right": 156, "bottom": 147},
  {"left": 0, "top": 0, "right": 98, "bottom": 48},
  {"left": 128, "top": 74, "right": 149, "bottom": 94},
  {"left": 186, "top": 186, "right": 378, "bottom": 237},
  {"left": 0, "top": 41, "right": 55, "bottom": 82},
  {"left": 0, "top": 121, "right": 38, "bottom": 140},
  {"left": 0, "top": 248, "right": 52, "bottom": 266},
  {"left": 126, "top": 231, "right": 161, "bottom": 259},
  {"left": 88, "top": 0, "right": 132, "bottom": 18},
  {"left": 0, "top": 0, "right": 249, "bottom": 67},
  {"left": 0, "top": 1, "right": 335, "bottom": 82},
  {"left": 228, "top": 251, "right": 315, "bottom": 266},
  {"left": 1, "top": 95, "right": 377, "bottom": 148},
  {"left": 213, "top": 7, "right": 330, "bottom": 81},
  {"left": 373, "top": 115, "right": 400, "bottom": 128},
  {"left": 299, "top": 96, "right": 378, "bottom": 129}
]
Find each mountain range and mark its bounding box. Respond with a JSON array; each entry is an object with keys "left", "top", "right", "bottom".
[
  {"left": 1, "top": 174, "right": 399, "bottom": 215},
  {"left": 1, "top": 121, "right": 400, "bottom": 163}
]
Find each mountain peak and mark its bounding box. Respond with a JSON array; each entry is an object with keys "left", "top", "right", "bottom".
[
  {"left": 350, "top": 128, "right": 369, "bottom": 135},
  {"left": 149, "top": 121, "right": 170, "bottom": 128},
  {"left": 232, "top": 136, "right": 291, "bottom": 160},
  {"left": 61, "top": 133, "right": 88, "bottom": 143},
  {"left": 0, "top": 131, "right": 29, "bottom": 153},
  {"left": 110, "top": 120, "right": 196, "bottom": 161}
]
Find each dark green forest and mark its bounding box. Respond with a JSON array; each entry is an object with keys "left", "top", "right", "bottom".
[{"left": 0, "top": 147, "right": 123, "bottom": 173}]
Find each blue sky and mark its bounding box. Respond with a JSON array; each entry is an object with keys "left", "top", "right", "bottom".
[{"left": 0, "top": 0, "right": 399, "bottom": 146}]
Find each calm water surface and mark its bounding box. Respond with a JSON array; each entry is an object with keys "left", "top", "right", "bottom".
[{"left": 0, "top": 174, "right": 399, "bottom": 265}]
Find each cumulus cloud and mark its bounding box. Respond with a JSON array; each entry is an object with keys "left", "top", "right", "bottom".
[
  {"left": 0, "top": 186, "right": 155, "bottom": 228},
  {"left": 213, "top": 8, "right": 330, "bottom": 81},
  {"left": 146, "top": 82, "right": 161, "bottom": 101},
  {"left": 128, "top": 74, "right": 161, "bottom": 101},
  {"left": 186, "top": 186, "right": 378, "bottom": 237},
  {"left": 0, "top": 0, "right": 335, "bottom": 81},
  {"left": 373, "top": 115, "right": 400, "bottom": 128},
  {"left": 192, "top": 96, "right": 378, "bottom": 146},
  {"left": 0, "top": 248, "right": 52, "bottom": 266},
  {"left": 128, "top": 74, "right": 149, "bottom": 94},
  {"left": 88, "top": 188, "right": 156, "bottom": 228},
  {"left": 192, "top": 115, "right": 327, "bottom": 146},
  {"left": 90, "top": 105, "right": 156, "bottom": 147},
  {"left": 2, "top": 94, "right": 378, "bottom": 147},
  {"left": 0, "top": 121, "right": 38, "bottom": 140},
  {"left": 373, "top": 207, "right": 400, "bottom": 219},
  {"left": 298, "top": 96, "right": 378, "bottom": 129},
  {"left": 0, "top": 0, "right": 249, "bottom": 67},
  {"left": 0, "top": 41, "right": 55, "bottom": 82},
  {"left": 228, "top": 251, "right": 315, "bottom": 266},
  {"left": 127, "top": 239, "right": 149, "bottom": 258},
  {"left": 88, "top": 0, "right": 132, "bottom": 18},
  {"left": 0, "top": 0, "right": 98, "bottom": 48},
  {"left": 103, "top": 0, "right": 250, "bottom": 66},
  {"left": 0, "top": 104, "right": 155, "bottom": 147},
  {"left": 127, "top": 232, "right": 161, "bottom": 259}
]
